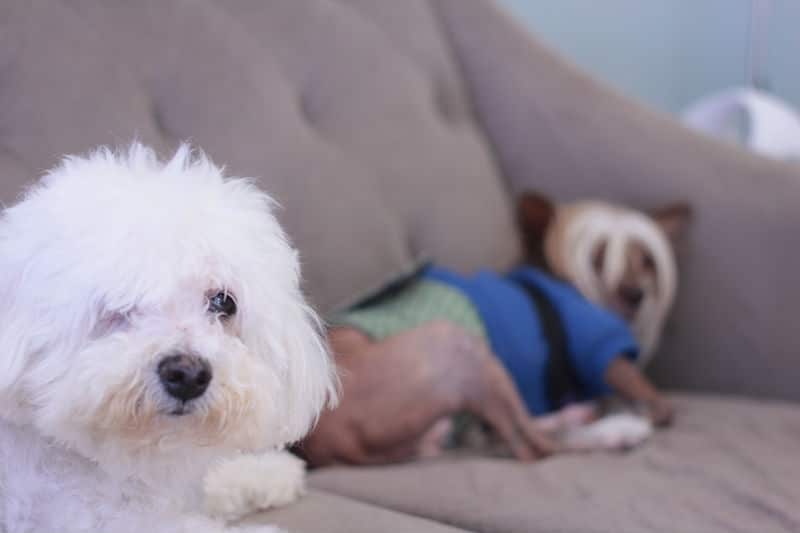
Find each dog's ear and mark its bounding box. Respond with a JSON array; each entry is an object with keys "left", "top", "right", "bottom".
[
  {"left": 0, "top": 245, "right": 34, "bottom": 404},
  {"left": 517, "top": 192, "right": 556, "bottom": 245},
  {"left": 650, "top": 203, "right": 692, "bottom": 242},
  {"left": 279, "top": 302, "right": 339, "bottom": 442}
]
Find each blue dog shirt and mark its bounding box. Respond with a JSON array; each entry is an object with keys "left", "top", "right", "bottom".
[{"left": 424, "top": 265, "right": 638, "bottom": 415}]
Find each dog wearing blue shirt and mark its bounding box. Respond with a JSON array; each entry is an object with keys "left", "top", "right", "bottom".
[{"left": 332, "top": 193, "right": 690, "bottom": 454}]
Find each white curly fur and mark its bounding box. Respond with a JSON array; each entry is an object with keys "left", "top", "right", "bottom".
[{"left": 0, "top": 144, "right": 338, "bottom": 533}]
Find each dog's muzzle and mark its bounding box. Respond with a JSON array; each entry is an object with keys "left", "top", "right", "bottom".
[
  {"left": 619, "top": 285, "right": 644, "bottom": 309},
  {"left": 157, "top": 353, "right": 212, "bottom": 403}
]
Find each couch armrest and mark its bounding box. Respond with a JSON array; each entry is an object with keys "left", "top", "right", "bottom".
[{"left": 433, "top": 0, "right": 800, "bottom": 402}]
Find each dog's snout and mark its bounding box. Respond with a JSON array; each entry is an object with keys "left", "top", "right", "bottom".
[
  {"left": 157, "top": 354, "right": 212, "bottom": 402},
  {"left": 620, "top": 286, "right": 645, "bottom": 307}
]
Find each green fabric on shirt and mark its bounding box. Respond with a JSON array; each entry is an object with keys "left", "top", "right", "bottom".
[{"left": 331, "top": 279, "right": 486, "bottom": 341}]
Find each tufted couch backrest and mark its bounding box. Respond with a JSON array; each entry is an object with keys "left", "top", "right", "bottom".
[{"left": 0, "top": 0, "right": 521, "bottom": 313}]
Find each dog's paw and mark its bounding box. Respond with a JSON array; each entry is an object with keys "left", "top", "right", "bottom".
[
  {"left": 561, "top": 413, "right": 653, "bottom": 452},
  {"left": 204, "top": 451, "right": 306, "bottom": 522}
]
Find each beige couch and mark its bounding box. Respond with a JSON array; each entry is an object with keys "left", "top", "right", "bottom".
[{"left": 2, "top": 1, "right": 799, "bottom": 531}]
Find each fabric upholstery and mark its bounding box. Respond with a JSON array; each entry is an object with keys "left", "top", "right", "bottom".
[
  {"left": 0, "top": 0, "right": 519, "bottom": 316},
  {"left": 310, "top": 394, "right": 800, "bottom": 533},
  {"left": 251, "top": 490, "right": 469, "bottom": 533}
]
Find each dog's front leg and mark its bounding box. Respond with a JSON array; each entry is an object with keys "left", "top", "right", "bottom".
[
  {"left": 604, "top": 357, "right": 674, "bottom": 426},
  {"left": 203, "top": 450, "right": 306, "bottom": 523}
]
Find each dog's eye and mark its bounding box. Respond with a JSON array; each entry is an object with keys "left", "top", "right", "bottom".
[
  {"left": 643, "top": 253, "right": 656, "bottom": 270},
  {"left": 208, "top": 291, "right": 237, "bottom": 318}
]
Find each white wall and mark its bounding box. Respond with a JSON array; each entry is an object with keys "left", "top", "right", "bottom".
[{"left": 498, "top": 1, "right": 799, "bottom": 114}]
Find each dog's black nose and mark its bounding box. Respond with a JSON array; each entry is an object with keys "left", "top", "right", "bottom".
[
  {"left": 620, "top": 286, "right": 645, "bottom": 307},
  {"left": 157, "top": 354, "right": 212, "bottom": 402}
]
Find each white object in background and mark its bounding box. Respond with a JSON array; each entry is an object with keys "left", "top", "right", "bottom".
[{"left": 682, "top": 88, "right": 800, "bottom": 161}]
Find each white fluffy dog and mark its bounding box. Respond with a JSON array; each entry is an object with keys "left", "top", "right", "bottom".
[{"left": 0, "top": 145, "right": 338, "bottom": 533}]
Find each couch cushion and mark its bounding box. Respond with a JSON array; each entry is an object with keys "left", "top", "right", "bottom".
[
  {"left": 310, "top": 394, "right": 800, "bottom": 533},
  {"left": 0, "top": 0, "right": 520, "bottom": 313},
  {"left": 248, "top": 490, "right": 469, "bottom": 533}
]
